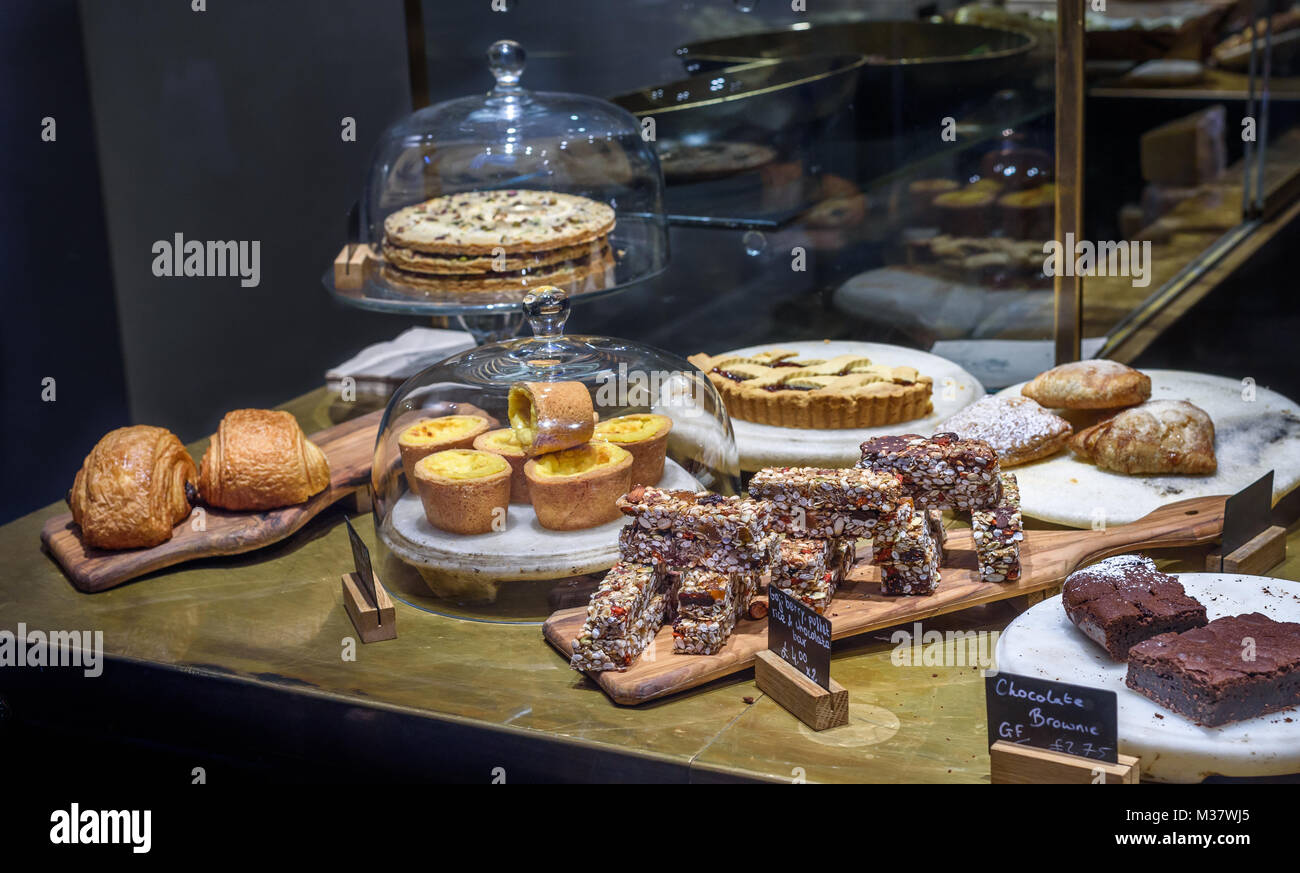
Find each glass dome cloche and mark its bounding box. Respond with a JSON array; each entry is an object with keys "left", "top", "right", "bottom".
[
  {"left": 370, "top": 287, "right": 739, "bottom": 624},
  {"left": 350, "top": 39, "right": 669, "bottom": 315}
]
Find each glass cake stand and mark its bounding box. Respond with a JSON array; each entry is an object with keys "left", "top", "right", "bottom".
[{"left": 324, "top": 39, "right": 669, "bottom": 344}]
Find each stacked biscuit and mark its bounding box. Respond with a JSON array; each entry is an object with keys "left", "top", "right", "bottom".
[
  {"left": 748, "top": 467, "right": 900, "bottom": 613},
  {"left": 380, "top": 189, "right": 616, "bottom": 293}
]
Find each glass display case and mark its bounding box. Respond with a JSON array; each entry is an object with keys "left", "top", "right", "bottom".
[
  {"left": 401, "top": 0, "right": 1300, "bottom": 389},
  {"left": 369, "top": 286, "right": 738, "bottom": 622}
]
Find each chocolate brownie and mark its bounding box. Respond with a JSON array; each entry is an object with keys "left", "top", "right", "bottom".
[
  {"left": 1126, "top": 613, "right": 1300, "bottom": 727},
  {"left": 1062, "top": 554, "right": 1207, "bottom": 660}
]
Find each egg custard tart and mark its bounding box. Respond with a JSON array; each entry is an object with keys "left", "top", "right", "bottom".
[
  {"left": 398, "top": 415, "right": 490, "bottom": 484},
  {"left": 525, "top": 442, "right": 632, "bottom": 531},
  {"left": 472, "top": 427, "right": 530, "bottom": 504},
  {"left": 413, "top": 449, "right": 511, "bottom": 535},
  {"left": 593, "top": 413, "right": 672, "bottom": 487},
  {"left": 507, "top": 381, "right": 594, "bottom": 457}
]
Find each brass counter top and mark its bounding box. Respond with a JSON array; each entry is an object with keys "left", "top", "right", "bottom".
[{"left": 4, "top": 387, "right": 1298, "bottom": 783}]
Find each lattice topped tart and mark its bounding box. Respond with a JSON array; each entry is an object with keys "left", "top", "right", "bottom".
[{"left": 688, "top": 348, "right": 933, "bottom": 429}]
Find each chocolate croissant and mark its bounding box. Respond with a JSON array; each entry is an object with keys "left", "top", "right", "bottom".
[
  {"left": 198, "top": 409, "right": 331, "bottom": 510},
  {"left": 68, "top": 425, "right": 198, "bottom": 550}
]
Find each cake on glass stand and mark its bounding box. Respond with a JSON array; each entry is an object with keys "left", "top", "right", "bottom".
[{"left": 324, "top": 39, "right": 669, "bottom": 344}]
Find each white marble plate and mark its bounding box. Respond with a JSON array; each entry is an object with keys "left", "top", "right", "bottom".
[
  {"left": 381, "top": 459, "right": 700, "bottom": 580},
  {"left": 994, "top": 370, "right": 1300, "bottom": 526},
  {"left": 996, "top": 573, "right": 1300, "bottom": 783},
  {"left": 714, "top": 340, "right": 985, "bottom": 471}
]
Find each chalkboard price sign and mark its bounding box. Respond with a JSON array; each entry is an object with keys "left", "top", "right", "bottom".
[
  {"left": 767, "top": 587, "right": 832, "bottom": 690},
  {"left": 985, "top": 671, "right": 1119, "bottom": 764}
]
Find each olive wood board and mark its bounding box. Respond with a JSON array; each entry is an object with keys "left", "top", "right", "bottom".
[
  {"left": 542, "top": 495, "right": 1227, "bottom": 705},
  {"left": 40, "top": 410, "right": 383, "bottom": 593}
]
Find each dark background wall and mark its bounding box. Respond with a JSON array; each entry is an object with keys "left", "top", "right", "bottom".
[
  {"left": 0, "top": 0, "right": 129, "bottom": 525},
  {"left": 78, "top": 0, "right": 417, "bottom": 438}
]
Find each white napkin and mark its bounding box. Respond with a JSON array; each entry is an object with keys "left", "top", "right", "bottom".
[{"left": 326, "top": 327, "right": 475, "bottom": 396}]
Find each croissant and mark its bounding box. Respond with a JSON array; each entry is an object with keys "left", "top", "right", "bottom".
[
  {"left": 68, "top": 425, "right": 198, "bottom": 550},
  {"left": 198, "top": 409, "right": 331, "bottom": 510}
]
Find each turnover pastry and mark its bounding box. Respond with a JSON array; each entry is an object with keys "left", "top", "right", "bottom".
[
  {"left": 1022, "top": 360, "right": 1151, "bottom": 410},
  {"left": 938, "top": 395, "right": 1072, "bottom": 466},
  {"left": 199, "top": 409, "right": 331, "bottom": 510},
  {"left": 525, "top": 442, "right": 632, "bottom": 531},
  {"left": 413, "top": 449, "right": 512, "bottom": 535},
  {"left": 68, "top": 426, "right": 197, "bottom": 550},
  {"left": 1070, "top": 400, "right": 1216, "bottom": 475},
  {"left": 508, "top": 381, "right": 594, "bottom": 456}
]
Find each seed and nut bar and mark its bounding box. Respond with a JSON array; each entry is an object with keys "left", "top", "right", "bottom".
[
  {"left": 767, "top": 505, "right": 906, "bottom": 539},
  {"left": 998, "top": 471, "right": 1020, "bottom": 509},
  {"left": 857, "top": 432, "right": 1001, "bottom": 511},
  {"left": 749, "top": 466, "right": 906, "bottom": 513},
  {"left": 570, "top": 593, "right": 667, "bottom": 672},
  {"left": 972, "top": 505, "right": 1023, "bottom": 583},
  {"left": 872, "top": 509, "right": 937, "bottom": 566},
  {"left": 616, "top": 486, "right": 771, "bottom": 546},
  {"left": 618, "top": 524, "right": 776, "bottom": 573},
  {"left": 772, "top": 537, "right": 835, "bottom": 592},
  {"left": 574, "top": 561, "right": 665, "bottom": 641},
  {"left": 676, "top": 566, "right": 761, "bottom": 622},
  {"left": 672, "top": 575, "right": 756, "bottom": 655},
  {"left": 880, "top": 555, "right": 941, "bottom": 596},
  {"left": 924, "top": 509, "right": 947, "bottom": 559}
]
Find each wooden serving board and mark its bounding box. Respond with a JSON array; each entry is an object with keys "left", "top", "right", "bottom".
[
  {"left": 41, "top": 410, "right": 383, "bottom": 593},
  {"left": 542, "top": 495, "right": 1227, "bottom": 705}
]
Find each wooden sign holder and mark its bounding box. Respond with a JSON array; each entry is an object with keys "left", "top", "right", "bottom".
[
  {"left": 1205, "top": 525, "right": 1287, "bottom": 575},
  {"left": 342, "top": 569, "right": 396, "bottom": 643},
  {"left": 333, "top": 244, "right": 374, "bottom": 292},
  {"left": 989, "top": 741, "right": 1139, "bottom": 784},
  {"left": 754, "top": 650, "right": 848, "bottom": 731}
]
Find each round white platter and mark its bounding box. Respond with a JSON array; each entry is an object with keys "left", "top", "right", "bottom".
[
  {"left": 381, "top": 459, "right": 700, "bottom": 581},
  {"left": 716, "top": 339, "right": 985, "bottom": 470},
  {"left": 996, "top": 573, "right": 1300, "bottom": 783},
  {"left": 994, "top": 369, "right": 1300, "bottom": 527}
]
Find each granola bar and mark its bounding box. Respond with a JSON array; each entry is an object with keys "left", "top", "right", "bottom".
[
  {"left": 618, "top": 524, "right": 776, "bottom": 573},
  {"left": 880, "top": 557, "right": 941, "bottom": 596},
  {"left": 749, "top": 466, "right": 906, "bottom": 513},
  {"left": 676, "top": 566, "right": 760, "bottom": 622},
  {"left": 872, "top": 509, "right": 937, "bottom": 566},
  {"left": 972, "top": 505, "right": 1023, "bottom": 583},
  {"left": 998, "top": 471, "right": 1020, "bottom": 509},
  {"left": 874, "top": 509, "right": 941, "bottom": 596},
  {"left": 672, "top": 573, "right": 757, "bottom": 655},
  {"left": 570, "top": 593, "right": 667, "bottom": 672},
  {"left": 616, "top": 486, "right": 771, "bottom": 546},
  {"left": 770, "top": 538, "right": 857, "bottom": 614},
  {"left": 925, "top": 509, "right": 948, "bottom": 559},
  {"left": 576, "top": 561, "right": 664, "bottom": 641},
  {"left": 857, "top": 432, "right": 1001, "bottom": 511},
  {"left": 767, "top": 505, "right": 905, "bottom": 539}
]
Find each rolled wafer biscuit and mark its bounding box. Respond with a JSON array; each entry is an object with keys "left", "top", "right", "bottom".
[{"left": 508, "top": 381, "right": 594, "bottom": 457}]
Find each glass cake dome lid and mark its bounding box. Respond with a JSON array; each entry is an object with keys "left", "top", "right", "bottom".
[
  {"left": 369, "top": 287, "right": 738, "bottom": 624},
  {"left": 353, "top": 39, "right": 669, "bottom": 314}
]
